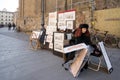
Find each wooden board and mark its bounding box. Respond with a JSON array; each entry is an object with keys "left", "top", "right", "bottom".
[{"left": 70, "top": 49, "right": 88, "bottom": 77}]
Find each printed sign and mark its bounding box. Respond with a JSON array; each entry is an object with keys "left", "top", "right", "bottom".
[
  {"left": 54, "top": 33, "right": 64, "bottom": 42},
  {"left": 49, "top": 42, "right": 53, "bottom": 49},
  {"left": 58, "top": 13, "right": 64, "bottom": 21},
  {"left": 66, "top": 20, "right": 73, "bottom": 29},
  {"left": 46, "top": 35, "right": 53, "bottom": 43},
  {"left": 46, "top": 26, "right": 57, "bottom": 35},
  {"left": 58, "top": 21, "right": 66, "bottom": 30},
  {"left": 64, "top": 10, "right": 75, "bottom": 20},
  {"left": 49, "top": 12, "right": 57, "bottom": 21},
  {"left": 48, "top": 21, "right": 57, "bottom": 26},
  {"left": 54, "top": 42, "right": 64, "bottom": 53}
]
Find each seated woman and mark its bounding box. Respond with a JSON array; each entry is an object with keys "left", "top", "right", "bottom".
[
  {"left": 63, "top": 24, "right": 92, "bottom": 70},
  {"left": 66, "top": 24, "right": 92, "bottom": 61},
  {"left": 63, "top": 24, "right": 102, "bottom": 71},
  {"left": 70, "top": 24, "right": 91, "bottom": 45}
]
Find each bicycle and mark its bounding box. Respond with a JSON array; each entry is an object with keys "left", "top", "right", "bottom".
[
  {"left": 90, "top": 28, "right": 101, "bottom": 44},
  {"left": 90, "top": 28, "right": 120, "bottom": 48},
  {"left": 103, "top": 31, "right": 118, "bottom": 48},
  {"left": 115, "top": 37, "right": 120, "bottom": 49}
]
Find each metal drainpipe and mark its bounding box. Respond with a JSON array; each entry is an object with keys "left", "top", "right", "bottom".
[
  {"left": 71, "top": 0, "right": 73, "bottom": 9},
  {"left": 56, "top": 0, "right": 58, "bottom": 11},
  {"left": 65, "top": 0, "right": 67, "bottom": 10},
  {"left": 41, "top": 0, "right": 45, "bottom": 29},
  {"left": 90, "top": 0, "right": 95, "bottom": 28}
]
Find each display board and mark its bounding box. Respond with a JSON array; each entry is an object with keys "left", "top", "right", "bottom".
[
  {"left": 46, "top": 12, "right": 57, "bottom": 49},
  {"left": 64, "top": 43, "right": 87, "bottom": 53},
  {"left": 98, "top": 42, "right": 113, "bottom": 73},
  {"left": 54, "top": 32, "right": 64, "bottom": 52},
  {"left": 58, "top": 10, "right": 76, "bottom": 31},
  {"left": 54, "top": 42, "right": 64, "bottom": 53}
]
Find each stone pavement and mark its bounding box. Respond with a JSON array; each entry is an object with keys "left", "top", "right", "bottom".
[{"left": 0, "top": 27, "right": 120, "bottom": 80}]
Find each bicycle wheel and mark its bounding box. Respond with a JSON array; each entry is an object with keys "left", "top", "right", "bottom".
[
  {"left": 91, "top": 36, "right": 98, "bottom": 44},
  {"left": 118, "top": 41, "right": 120, "bottom": 49},
  {"left": 104, "top": 37, "right": 117, "bottom": 48}
]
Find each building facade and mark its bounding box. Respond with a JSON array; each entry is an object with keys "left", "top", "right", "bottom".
[
  {"left": 17, "top": 0, "right": 120, "bottom": 36},
  {"left": 0, "top": 9, "right": 14, "bottom": 26}
]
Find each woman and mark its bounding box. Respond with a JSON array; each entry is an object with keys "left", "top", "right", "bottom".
[
  {"left": 74, "top": 24, "right": 91, "bottom": 45},
  {"left": 63, "top": 24, "right": 92, "bottom": 70}
]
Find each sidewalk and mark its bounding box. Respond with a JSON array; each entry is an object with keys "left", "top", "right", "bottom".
[{"left": 0, "top": 27, "right": 120, "bottom": 80}]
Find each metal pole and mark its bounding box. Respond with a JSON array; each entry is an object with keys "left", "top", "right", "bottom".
[
  {"left": 71, "top": 0, "right": 73, "bottom": 9},
  {"left": 90, "top": 0, "right": 95, "bottom": 28},
  {"left": 71, "top": 0, "right": 72, "bottom": 9},
  {"left": 65, "top": 0, "right": 67, "bottom": 10},
  {"left": 56, "top": 0, "right": 58, "bottom": 11},
  {"left": 41, "top": 0, "right": 45, "bottom": 29}
]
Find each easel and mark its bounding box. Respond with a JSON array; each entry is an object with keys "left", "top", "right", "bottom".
[{"left": 29, "top": 31, "right": 41, "bottom": 50}]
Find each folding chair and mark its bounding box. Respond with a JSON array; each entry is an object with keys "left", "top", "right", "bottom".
[{"left": 88, "top": 51, "right": 103, "bottom": 71}]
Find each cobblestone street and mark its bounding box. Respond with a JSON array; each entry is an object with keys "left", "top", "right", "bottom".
[{"left": 0, "top": 27, "right": 120, "bottom": 80}]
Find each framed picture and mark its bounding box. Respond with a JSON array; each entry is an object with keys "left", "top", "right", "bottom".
[
  {"left": 54, "top": 33, "right": 64, "bottom": 42},
  {"left": 64, "top": 10, "right": 75, "bottom": 20},
  {"left": 49, "top": 11, "right": 57, "bottom": 21},
  {"left": 54, "top": 42, "right": 64, "bottom": 53},
  {"left": 58, "top": 12, "right": 64, "bottom": 21},
  {"left": 48, "top": 21, "right": 57, "bottom": 26},
  {"left": 46, "top": 26, "right": 57, "bottom": 35},
  {"left": 49, "top": 42, "right": 53, "bottom": 49},
  {"left": 66, "top": 20, "right": 73, "bottom": 29},
  {"left": 58, "top": 21, "right": 66, "bottom": 31},
  {"left": 46, "top": 35, "right": 53, "bottom": 43}
]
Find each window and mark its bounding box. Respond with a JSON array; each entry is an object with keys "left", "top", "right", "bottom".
[
  {"left": 5, "top": 22, "right": 7, "bottom": 24},
  {"left": 1, "top": 22, "right": 3, "bottom": 24}
]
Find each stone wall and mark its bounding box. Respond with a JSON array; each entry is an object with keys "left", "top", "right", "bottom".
[
  {"left": 94, "top": 8, "right": 120, "bottom": 37},
  {"left": 17, "top": 0, "right": 120, "bottom": 32}
]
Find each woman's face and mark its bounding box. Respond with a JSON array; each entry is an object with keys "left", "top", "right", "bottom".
[{"left": 82, "top": 28, "right": 87, "bottom": 33}]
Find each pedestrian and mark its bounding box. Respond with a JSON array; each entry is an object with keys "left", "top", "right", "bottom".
[
  {"left": 8, "top": 23, "right": 11, "bottom": 30},
  {"left": 12, "top": 23, "right": 16, "bottom": 30},
  {"left": 39, "top": 25, "right": 46, "bottom": 48}
]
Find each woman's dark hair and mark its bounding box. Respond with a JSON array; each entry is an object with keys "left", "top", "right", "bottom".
[{"left": 85, "top": 29, "right": 90, "bottom": 37}]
